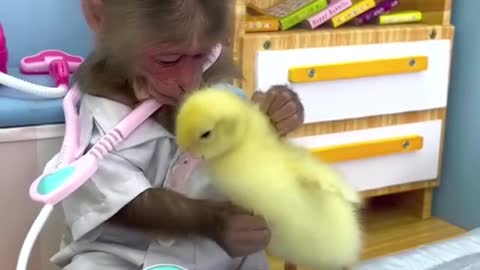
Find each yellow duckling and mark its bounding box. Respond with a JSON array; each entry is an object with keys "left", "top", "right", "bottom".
[{"left": 175, "top": 87, "right": 363, "bottom": 270}]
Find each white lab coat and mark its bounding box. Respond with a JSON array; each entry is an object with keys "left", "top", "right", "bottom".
[{"left": 43, "top": 91, "right": 269, "bottom": 270}]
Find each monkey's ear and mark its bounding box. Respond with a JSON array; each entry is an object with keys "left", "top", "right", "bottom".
[
  {"left": 81, "top": 0, "right": 104, "bottom": 33},
  {"left": 202, "top": 44, "right": 223, "bottom": 72},
  {"left": 132, "top": 76, "right": 151, "bottom": 101}
]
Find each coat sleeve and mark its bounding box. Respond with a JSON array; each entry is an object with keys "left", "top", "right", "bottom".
[
  {"left": 53, "top": 96, "right": 176, "bottom": 242},
  {"left": 60, "top": 147, "right": 153, "bottom": 241}
]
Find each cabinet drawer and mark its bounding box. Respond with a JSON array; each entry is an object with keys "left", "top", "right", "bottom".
[
  {"left": 255, "top": 40, "right": 451, "bottom": 124},
  {"left": 290, "top": 120, "right": 443, "bottom": 191}
]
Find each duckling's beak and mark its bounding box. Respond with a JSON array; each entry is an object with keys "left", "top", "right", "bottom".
[{"left": 182, "top": 148, "right": 203, "bottom": 160}]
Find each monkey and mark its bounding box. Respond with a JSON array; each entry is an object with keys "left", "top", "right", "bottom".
[{"left": 45, "top": 1, "right": 305, "bottom": 270}]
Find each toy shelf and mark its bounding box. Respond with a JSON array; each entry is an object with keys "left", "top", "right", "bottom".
[
  {"left": 238, "top": 23, "right": 454, "bottom": 96},
  {"left": 244, "top": 0, "right": 452, "bottom": 26},
  {"left": 232, "top": 0, "right": 454, "bottom": 76},
  {"left": 232, "top": 0, "right": 464, "bottom": 269},
  {"left": 240, "top": 23, "right": 448, "bottom": 40}
]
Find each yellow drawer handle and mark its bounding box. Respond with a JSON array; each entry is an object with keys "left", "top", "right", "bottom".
[
  {"left": 312, "top": 135, "right": 424, "bottom": 163},
  {"left": 288, "top": 56, "right": 428, "bottom": 83}
]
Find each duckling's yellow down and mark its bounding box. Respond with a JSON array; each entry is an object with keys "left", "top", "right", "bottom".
[{"left": 175, "top": 87, "right": 363, "bottom": 270}]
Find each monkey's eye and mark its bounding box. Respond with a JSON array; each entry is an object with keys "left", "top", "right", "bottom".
[
  {"left": 199, "top": 130, "right": 212, "bottom": 140},
  {"left": 156, "top": 54, "right": 183, "bottom": 65}
]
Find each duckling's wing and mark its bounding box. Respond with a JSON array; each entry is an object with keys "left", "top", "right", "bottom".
[{"left": 286, "top": 147, "right": 362, "bottom": 206}]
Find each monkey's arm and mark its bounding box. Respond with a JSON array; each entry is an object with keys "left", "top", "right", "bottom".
[
  {"left": 108, "top": 184, "right": 271, "bottom": 258},
  {"left": 56, "top": 94, "right": 233, "bottom": 242},
  {"left": 57, "top": 143, "right": 229, "bottom": 241},
  {"left": 109, "top": 188, "right": 229, "bottom": 238}
]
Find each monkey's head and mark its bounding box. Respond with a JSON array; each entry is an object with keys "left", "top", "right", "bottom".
[{"left": 77, "top": 0, "right": 237, "bottom": 105}]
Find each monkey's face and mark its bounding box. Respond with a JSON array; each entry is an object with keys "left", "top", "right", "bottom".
[
  {"left": 140, "top": 43, "right": 215, "bottom": 99},
  {"left": 95, "top": 0, "right": 236, "bottom": 105}
]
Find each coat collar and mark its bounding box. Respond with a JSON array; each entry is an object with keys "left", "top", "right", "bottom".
[{"left": 78, "top": 94, "right": 173, "bottom": 153}]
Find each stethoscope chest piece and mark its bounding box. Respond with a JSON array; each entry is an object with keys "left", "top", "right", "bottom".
[{"left": 144, "top": 265, "right": 188, "bottom": 270}]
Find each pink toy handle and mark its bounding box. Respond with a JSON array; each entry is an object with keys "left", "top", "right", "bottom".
[
  {"left": 30, "top": 99, "right": 163, "bottom": 205},
  {"left": 0, "top": 23, "right": 7, "bottom": 74},
  {"left": 58, "top": 86, "right": 81, "bottom": 166},
  {"left": 20, "top": 49, "right": 83, "bottom": 74},
  {"left": 117, "top": 99, "right": 162, "bottom": 138},
  {"left": 88, "top": 99, "right": 162, "bottom": 159},
  {"left": 30, "top": 154, "right": 99, "bottom": 205},
  {"left": 49, "top": 59, "right": 70, "bottom": 87}
]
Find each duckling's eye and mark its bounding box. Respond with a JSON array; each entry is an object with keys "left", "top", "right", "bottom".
[{"left": 199, "top": 130, "right": 212, "bottom": 140}]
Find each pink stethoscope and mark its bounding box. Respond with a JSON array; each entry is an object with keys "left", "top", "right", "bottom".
[{"left": 14, "top": 44, "right": 223, "bottom": 270}]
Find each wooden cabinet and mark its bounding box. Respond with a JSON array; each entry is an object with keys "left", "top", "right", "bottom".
[{"left": 231, "top": 0, "right": 465, "bottom": 269}]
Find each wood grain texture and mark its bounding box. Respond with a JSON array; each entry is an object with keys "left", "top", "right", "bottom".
[
  {"left": 289, "top": 108, "right": 446, "bottom": 138},
  {"left": 240, "top": 24, "right": 454, "bottom": 96},
  {"left": 360, "top": 179, "right": 439, "bottom": 198},
  {"left": 267, "top": 198, "right": 466, "bottom": 270},
  {"left": 233, "top": 0, "right": 246, "bottom": 87},
  {"left": 360, "top": 198, "right": 465, "bottom": 260},
  {"left": 388, "top": 187, "right": 434, "bottom": 219},
  {"left": 233, "top": 0, "right": 246, "bottom": 63}
]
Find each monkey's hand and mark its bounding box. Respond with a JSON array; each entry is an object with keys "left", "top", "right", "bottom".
[
  {"left": 252, "top": 85, "right": 305, "bottom": 136},
  {"left": 213, "top": 208, "right": 271, "bottom": 258}
]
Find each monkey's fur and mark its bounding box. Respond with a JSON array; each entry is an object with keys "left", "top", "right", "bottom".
[
  {"left": 74, "top": 0, "right": 239, "bottom": 105},
  {"left": 175, "top": 88, "right": 363, "bottom": 270},
  {"left": 74, "top": 0, "right": 242, "bottom": 243}
]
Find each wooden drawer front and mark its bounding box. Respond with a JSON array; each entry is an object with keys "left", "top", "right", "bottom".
[
  {"left": 255, "top": 40, "right": 451, "bottom": 124},
  {"left": 290, "top": 120, "right": 443, "bottom": 191}
]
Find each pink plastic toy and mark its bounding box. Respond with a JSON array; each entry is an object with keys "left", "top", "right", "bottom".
[
  {"left": 0, "top": 23, "right": 8, "bottom": 74},
  {"left": 0, "top": 49, "right": 84, "bottom": 98},
  {"left": 20, "top": 49, "right": 83, "bottom": 87},
  {"left": 15, "top": 91, "right": 163, "bottom": 270},
  {"left": 30, "top": 98, "right": 162, "bottom": 205}
]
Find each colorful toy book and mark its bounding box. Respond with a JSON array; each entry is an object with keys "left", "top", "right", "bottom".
[
  {"left": 0, "top": 23, "right": 8, "bottom": 74},
  {"left": 352, "top": 0, "right": 400, "bottom": 25},
  {"left": 331, "top": 0, "right": 376, "bottom": 27},
  {"left": 376, "top": 10, "right": 423, "bottom": 24},
  {"left": 245, "top": 3, "right": 280, "bottom": 32},
  {"left": 264, "top": 0, "right": 329, "bottom": 30},
  {"left": 304, "top": 0, "right": 353, "bottom": 29}
]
